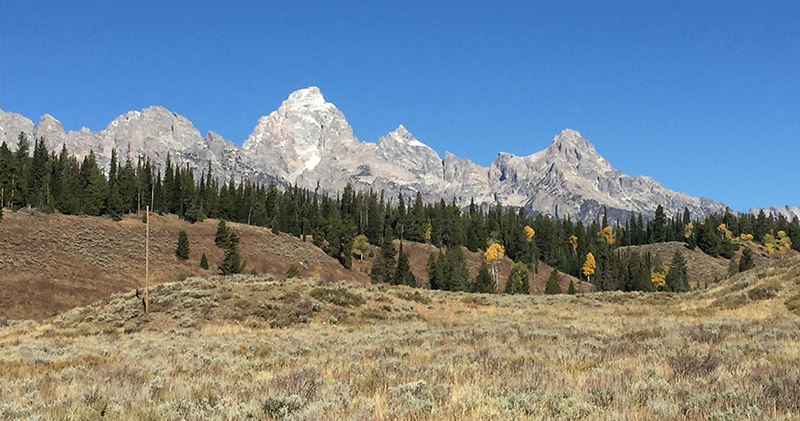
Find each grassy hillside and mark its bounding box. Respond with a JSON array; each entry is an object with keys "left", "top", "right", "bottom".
[
  {"left": 0, "top": 210, "right": 367, "bottom": 320},
  {"left": 1, "top": 254, "right": 799, "bottom": 419}
]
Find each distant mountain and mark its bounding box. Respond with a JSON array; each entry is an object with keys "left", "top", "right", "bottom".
[
  {"left": 0, "top": 87, "right": 728, "bottom": 221},
  {"left": 749, "top": 206, "right": 800, "bottom": 220}
]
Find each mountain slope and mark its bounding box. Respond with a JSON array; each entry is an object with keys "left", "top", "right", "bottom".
[{"left": 1, "top": 87, "right": 727, "bottom": 221}]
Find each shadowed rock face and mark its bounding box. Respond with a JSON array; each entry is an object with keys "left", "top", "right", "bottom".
[{"left": 0, "top": 87, "right": 727, "bottom": 222}]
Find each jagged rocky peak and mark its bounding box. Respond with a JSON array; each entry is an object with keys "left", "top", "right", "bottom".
[
  {"left": 542, "top": 129, "right": 611, "bottom": 173},
  {"left": 376, "top": 125, "right": 442, "bottom": 177}
]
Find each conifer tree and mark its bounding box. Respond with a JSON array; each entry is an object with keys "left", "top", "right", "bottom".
[
  {"left": 200, "top": 253, "right": 209, "bottom": 270},
  {"left": 567, "top": 279, "right": 576, "bottom": 294},
  {"left": 79, "top": 151, "right": 107, "bottom": 216},
  {"left": 505, "top": 262, "right": 529, "bottom": 294},
  {"left": 370, "top": 236, "right": 396, "bottom": 284},
  {"left": 738, "top": 247, "right": 755, "bottom": 272},
  {"left": 175, "top": 230, "right": 190, "bottom": 260},
  {"left": 727, "top": 255, "right": 739, "bottom": 277},
  {"left": 393, "top": 242, "right": 416, "bottom": 287},
  {"left": 545, "top": 269, "right": 562, "bottom": 294},
  {"left": 472, "top": 261, "right": 495, "bottom": 293},
  {"left": 665, "top": 250, "right": 689, "bottom": 292},
  {"left": 427, "top": 251, "right": 445, "bottom": 290}
]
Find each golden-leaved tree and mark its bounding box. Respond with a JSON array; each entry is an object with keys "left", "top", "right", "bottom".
[
  {"left": 485, "top": 242, "right": 505, "bottom": 284},
  {"left": 568, "top": 235, "right": 578, "bottom": 255},
  {"left": 598, "top": 226, "right": 614, "bottom": 245},
  {"left": 582, "top": 252, "right": 596, "bottom": 283}
]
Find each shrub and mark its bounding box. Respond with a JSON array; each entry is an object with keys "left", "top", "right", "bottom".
[
  {"left": 394, "top": 290, "right": 432, "bottom": 305},
  {"left": 310, "top": 288, "right": 365, "bottom": 307},
  {"left": 262, "top": 395, "right": 302, "bottom": 419},
  {"left": 747, "top": 285, "right": 780, "bottom": 301},
  {"left": 669, "top": 350, "right": 719, "bottom": 378},
  {"left": 200, "top": 253, "right": 208, "bottom": 270},
  {"left": 286, "top": 264, "right": 301, "bottom": 279}
]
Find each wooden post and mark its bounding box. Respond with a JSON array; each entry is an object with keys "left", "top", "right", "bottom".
[{"left": 145, "top": 205, "right": 150, "bottom": 313}]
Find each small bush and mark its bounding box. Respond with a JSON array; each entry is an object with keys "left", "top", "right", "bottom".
[
  {"left": 785, "top": 293, "right": 800, "bottom": 316},
  {"left": 286, "top": 264, "right": 301, "bottom": 279},
  {"left": 310, "top": 288, "right": 365, "bottom": 307},
  {"left": 747, "top": 285, "right": 780, "bottom": 301},
  {"left": 262, "top": 395, "right": 302, "bottom": 419},
  {"left": 360, "top": 308, "right": 387, "bottom": 320},
  {"left": 394, "top": 290, "right": 432, "bottom": 305},
  {"left": 669, "top": 350, "right": 719, "bottom": 378}
]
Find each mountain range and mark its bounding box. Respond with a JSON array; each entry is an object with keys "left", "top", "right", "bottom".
[{"left": 0, "top": 87, "right": 735, "bottom": 222}]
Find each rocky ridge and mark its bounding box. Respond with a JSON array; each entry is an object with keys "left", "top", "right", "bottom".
[{"left": 1, "top": 87, "right": 729, "bottom": 221}]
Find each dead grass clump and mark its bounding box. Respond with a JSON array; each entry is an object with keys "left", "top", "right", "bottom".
[
  {"left": 785, "top": 293, "right": 800, "bottom": 316},
  {"left": 747, "top": 285, "right": 781, "bottom": 301},
  {"left": 309, "top": 287, "right": 365, "bottom": 307},
  {"left": 755, "top": 366, "right": 800, "bottom": 412},
  {"left": 360, "top": 308, "right": 388, "bottom": 320},
  {"left": 623, "top": 327, "right": 664, "bottom": 342},
  {"left": 713, "top": 291, "right": 750, "bottom": 309},
  {"left": 668, "top": 349, "right": 719, "bottom": 378},
  {"left": 461, "top": 295, "right": 491, "bottom": 306},
  {"left": 394, "top": 289, "right": 432, "bottom": 305},
  {"left": 684, "top": 324, "right": 731, "bottom": 344}
]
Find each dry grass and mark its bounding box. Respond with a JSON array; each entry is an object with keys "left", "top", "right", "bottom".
[
  {"left": 0, "top": 210, "right": 367, "bottom": 320},
  {"left": 1, "top": 255, "right": 799, "bottom": 420}
]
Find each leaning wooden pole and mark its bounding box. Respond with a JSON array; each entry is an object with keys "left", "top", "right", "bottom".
[{"left": 145, "top": 205, "right": 150, "bottom": 313}]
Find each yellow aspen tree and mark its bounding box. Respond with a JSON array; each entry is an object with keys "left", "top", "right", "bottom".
[
  {"left": 684, "top": 222, "right": 694, "bottom": 239},
  {"left": 568, "top": 235, "right": 578, "bottom": 255},
  {"left": 598, "top": 226, "right": 614, "bottom": 245},
  {"left": 738, "top": 233, "right": 754, "bottom": 243},
  {"left": 777, "top": 230, "right": 792, "bottom": 257},
  {"left": 717, "top": 223, "right": 733, "bottom": 240},
  {"left": 524, "top": 225, "right": 535, "bottom": 242},
  {"left": 485, "top": 242, "right": 505, "bottom": 284},
  {"left": 763, "top": 233, "right": 776, "bottom": 256},
  {"left": 581, "top": 252, "right": 596, "bottom": 283}
]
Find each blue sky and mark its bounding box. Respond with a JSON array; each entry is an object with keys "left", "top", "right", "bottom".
[{"left": 1, "top": 1, "right": 798, "bottom": 212}]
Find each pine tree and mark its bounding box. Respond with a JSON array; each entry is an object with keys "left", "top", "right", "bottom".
[
  {"left": 665, "top": 250, "right": 689, "bottom": 292},
  {"left": 738, "top": 247, "right": 755, "bottom": 272},
  {"left": 200, "top": 253, "right": 209, "bottom": 270},
  {"left": 215, "top": 220, "right": 230, "bottom": 248},
  {"left": 393, "top": 242, "right": 416, "bottom": 287},
  {"left": 652, "top": 205, "right": 666, "bottom": 243},
  {"left": 505, "top": 262, "right": 529, "bottom": 294},
  {"left": 370, "top": 237, "right": 396, "bottom": 284},
  {"left": 727, "top": 255, "right": 739, "bottom": 277},
  {"left": 427, "top": 251, "right": 445, "bottom": 290},
  {"left": 545, "top": 269, "right": 562, "bottom": 294},
  {"left": 175, "top": 230, "right": 190, "bottom": 260},
  {"left": 472, "top": 261, "right": 496, "bottom": 293},
  {"left": 567, "top": 279, "right": 576, "bottom": 294}
]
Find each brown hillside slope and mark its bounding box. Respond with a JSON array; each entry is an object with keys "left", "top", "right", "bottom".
[{"left": 0, "top": 210, "right": 367, "bottom": 320}]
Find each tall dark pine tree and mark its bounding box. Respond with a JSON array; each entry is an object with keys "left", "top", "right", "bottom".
[
  {"left": 393, "top": 241, "right": 416, "bottom": 287},
  {"left": 175, "top": 230, "right": 190, "bottom": 260},
  {"left": 738, "top": 248, "right": 755, "bottom": 272},
  {"left": 79, "top": 151, "right": 107, "bottom": 216},
  {"left": 370, "top": 237, "right": 397, "bottom": 284},
  {"left": 652, "top": 205, "right": 666, "bottom": 243},
  {"left": 545, "top": 269, "right": 562, "bottom": 294},
  {"left": 28, "top": 137, "right": 50, "bottom": 210},
  {"left": 665, "top": 250, "right": 689, "bottom": 292},
  {"left": 472, "top": 261, "right": 495, "bottom": 293}
]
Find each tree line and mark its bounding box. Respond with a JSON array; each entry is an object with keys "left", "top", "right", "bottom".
[{"left": 1, "top": 132, "right": 797, "bottom": 293}]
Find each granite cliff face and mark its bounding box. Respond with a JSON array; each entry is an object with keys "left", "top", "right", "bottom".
[{"left": 0, "top": 87, "right": 728, "bottom": 221}]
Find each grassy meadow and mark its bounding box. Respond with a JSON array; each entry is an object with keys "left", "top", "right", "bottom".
[{"left": 1, "top": 255, "right": 799, "bottom": 420}]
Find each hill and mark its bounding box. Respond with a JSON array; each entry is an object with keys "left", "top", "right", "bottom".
[
  {"left": 0, "top": 255, "right": 798, "bottom": 419},
  {"left": 0, "top": 210, "right": 367, "bottom": 320}
]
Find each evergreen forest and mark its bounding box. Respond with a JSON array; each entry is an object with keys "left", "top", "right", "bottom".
[{"left": 1, "top": 133, "right": 798, "bottom": 294}]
